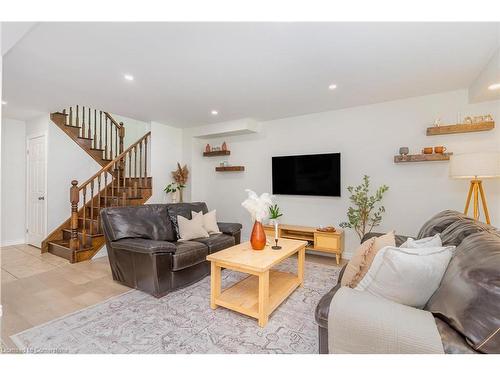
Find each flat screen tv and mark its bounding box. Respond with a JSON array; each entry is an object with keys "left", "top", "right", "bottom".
[{"left": 272, "top": 153, "right": 341, "bottom": 197}]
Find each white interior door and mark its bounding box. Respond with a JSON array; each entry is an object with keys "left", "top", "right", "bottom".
[{"left": 27, "top": 134, "right": 47, "bottom": 248}]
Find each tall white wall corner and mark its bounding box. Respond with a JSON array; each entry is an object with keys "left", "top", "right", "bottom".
[
  {"left": 469, "top": 47, "right": 500, "bottom": 103},
  {"left": 150, "top": 121, "right": 184, "bottom": 204}
]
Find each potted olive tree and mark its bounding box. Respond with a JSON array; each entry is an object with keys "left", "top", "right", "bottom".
[{"left": 339, "top": 175, "right": 389, "bottom": 241}]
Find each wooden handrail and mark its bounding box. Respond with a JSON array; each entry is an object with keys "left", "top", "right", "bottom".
[
  {"left": 62, "top": 105, "right": 125, "bottom": 159},
  {"left": 103, "top": 112, "right": 124, "bottom": 129},
  {"left": 69, "top": 131, "right": 151, "bottom": 251},
  {"left": 103, "top": 112, "right": 124, "bottom": 155},
  {"left": 77, "top": 131, "right": 151, "bottom": 190}
]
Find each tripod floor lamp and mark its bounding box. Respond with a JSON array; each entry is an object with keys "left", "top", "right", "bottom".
[{"left": 450, "top": 152, "right": 500, "bottom": 224}]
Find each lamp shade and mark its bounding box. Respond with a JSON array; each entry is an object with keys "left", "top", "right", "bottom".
[{"left": 450, "top": 152, "right": 500, "bottom": 179}]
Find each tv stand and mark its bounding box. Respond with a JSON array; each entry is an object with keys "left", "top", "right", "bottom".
[{"left": 263, "top": 224, "right": 344, "bottom": 264}]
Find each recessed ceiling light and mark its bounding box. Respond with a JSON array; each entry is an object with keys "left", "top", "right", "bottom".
[
  {"left": 211, "top": 110, "right": 219, "bottom": 115},
  {"left": 1, "top": 100, "right": 7, "bottom": 105},
  {"left": 328, "top": 84, "right": 337, "bottom": 90},
  {"left": 124, "top": 74, "right": 134, "bottom": 81},
  {"left": 488, "top": 83, "right": 500, "bottom": 91}
]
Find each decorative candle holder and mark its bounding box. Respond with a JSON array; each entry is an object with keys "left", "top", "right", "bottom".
[{"left": 272, "top": 238, "right": 282, "bottom": 250}]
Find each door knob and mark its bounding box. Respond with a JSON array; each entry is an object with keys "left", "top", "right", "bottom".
[{"left": 38, "top": 196, "right": 45, "bottom": 200}]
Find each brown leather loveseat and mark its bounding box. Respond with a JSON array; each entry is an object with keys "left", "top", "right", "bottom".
[
  {"left": 315, "top": 210, "right": 500, "bottom": 354},
  {"left": 100, "top": 202, "right": 242, "bottom": 298}
]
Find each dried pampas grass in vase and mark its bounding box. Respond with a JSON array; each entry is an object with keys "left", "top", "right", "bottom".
[{"left": 171, "top": 163, "right": 189, "bottom": 202}]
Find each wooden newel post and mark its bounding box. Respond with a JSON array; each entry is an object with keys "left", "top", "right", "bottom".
[
  {"left": 70, "top": 180, "right": 80, "bottom": 251},
  {"left": 119, "top": 124, "right": 125, "bottom": 154}
]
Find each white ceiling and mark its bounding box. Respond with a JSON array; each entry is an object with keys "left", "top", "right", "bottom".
[
  {"left": 2, "top": 22, "right": 499, "bottom": 127},
  {"left": 1, "top": 22, "right": 37, "bottom": 56}
]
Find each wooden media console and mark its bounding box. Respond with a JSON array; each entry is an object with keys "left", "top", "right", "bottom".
[{"left": 263, "top": 224, "right": 344, "bottom": 264}]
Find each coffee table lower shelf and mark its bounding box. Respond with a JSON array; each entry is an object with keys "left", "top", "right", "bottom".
[{"left": 213, "top": 270, "right": 300, "bottom": 321}]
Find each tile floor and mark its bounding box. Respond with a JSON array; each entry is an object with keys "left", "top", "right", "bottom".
[
  {"left": 1, "top": 243, "right": 344, "bottom": 351},
  {"left": 1, "top": 244, "right": 130, "bottom": 350}
]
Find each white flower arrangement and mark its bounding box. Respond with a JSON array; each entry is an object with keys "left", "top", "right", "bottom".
[{"left": 241, "top": 189, "right": 273, "bottom": 222}]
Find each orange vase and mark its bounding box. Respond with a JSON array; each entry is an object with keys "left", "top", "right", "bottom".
[{"left": 250, "top": 221, "right": 266, "bottom": 250}]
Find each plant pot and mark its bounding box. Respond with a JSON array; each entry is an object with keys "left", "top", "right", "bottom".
[
  {"left": 250, "top": 220, "right": 266, "bottom": 250},
  {"left": 171, "top": 191, "right": 178, "bottom": 203}
]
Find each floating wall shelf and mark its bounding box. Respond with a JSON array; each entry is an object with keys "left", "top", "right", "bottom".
[
  {"left": 193, "top": 118, "right": 261, "bottom": 139},
  {"left": 394, "top": 153, "right": 453, "bottom": 163},
  {"left": 203, "top": 150, "right": 230, "bottom": 157},
  {"left": 215, "top": 166, "right": 245, "bottom": 172},
  {"left": 426, "top": 121, "right": 494, "bottom": 136}
]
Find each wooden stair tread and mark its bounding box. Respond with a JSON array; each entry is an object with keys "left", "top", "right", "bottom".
[
  {"left": 65, "top": 125, "right": 81, "bottom": 129},
  {"left": 79, "top": 216, "right": 99, "bottom": 221},
  {"left": 77, "top": 136, "right": 93, "bottom": 140},
  {"left": 49, "top": 239, "right": 92, "bottom": 252},
  {"left": 61, "top": 228, "right": 103, "bottom": 238}
]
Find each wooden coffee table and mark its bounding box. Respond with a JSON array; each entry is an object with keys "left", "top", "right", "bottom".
[{"left": 206, "top": 238, "right": 307, "bottom": 327}]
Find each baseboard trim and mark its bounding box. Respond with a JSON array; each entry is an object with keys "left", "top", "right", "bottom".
[{"left": 1, "top": 239, "right": 26, "bottom": 247}]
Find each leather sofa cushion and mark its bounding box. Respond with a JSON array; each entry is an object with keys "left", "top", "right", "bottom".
[
  {"left": 217, "top": 222, "right": 243, "bottom": 236},
  {"left": 425, "top": 231, "right": 500, "bottom": 353},
  {"left": 417, "top": 210, "right": 472, "bottom": 239},
  {"left": 192, "top": 233, "right": 235, "bottom": 254},
  {"left": 172, "top": 241, "right": 209, "bottom": 271},
  {"left": 112, "top": 238, "right": 177, "bottom": 254},
  {"left": 166, "top": 202, "right": 209, "bottom": 239},
  {"left": 434, "top": 317, "right": 477, "bottom": 354},
  {"left": 101, "top": 205, "right": 176, "bottom": 242},
  {"left": 439, "top": 219, "right": 494, "bottom": 247}
]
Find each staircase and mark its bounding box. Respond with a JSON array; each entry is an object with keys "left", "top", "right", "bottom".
[{"left": 42, "top": 106, "right": 152, "bottom": 263}]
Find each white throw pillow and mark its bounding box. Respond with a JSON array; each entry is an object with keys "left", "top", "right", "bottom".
[
  {"left": 192, "top": 210, "right": 221, "bottom": 234},
  {"left": 355, "top": 245, "right": 454, "bottom": 308},
  {"left": 400, "top": 234, "right": 442, "bottom": 249},
  {"left": 177, "top": 214, "right": 209, "bottom": 241}
]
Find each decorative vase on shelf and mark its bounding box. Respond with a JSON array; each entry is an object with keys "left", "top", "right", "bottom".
[
  {"left": 171, "top": 190, "right": 182, "bottom": 203},
  {"left": 250, "top": 221, "right": 266, "bottom": 250}
]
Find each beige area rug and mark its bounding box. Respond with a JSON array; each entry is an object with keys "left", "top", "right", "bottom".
[{"left": 11, "top": 258, "right": 340, "bottom": 354}]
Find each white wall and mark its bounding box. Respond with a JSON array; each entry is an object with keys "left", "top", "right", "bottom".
[
  {"left": 111, "top": 113, "right": 151, "bottom": 149},
  {"left": 25, "top": 114, "right": 102, "bottom": 235},
  {"left": 150, "top": 121, "right": 184, "bottom": 203},
  {"left": 186, "top": 89, "right": 500, "bottom": 258},
  {"left": 1, "top": 118, "right": 26, "bottom": 245}
]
